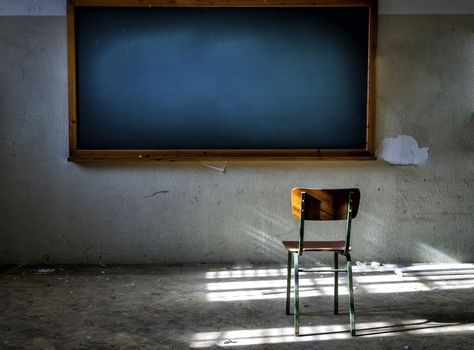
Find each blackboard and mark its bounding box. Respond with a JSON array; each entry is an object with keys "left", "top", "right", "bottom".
[{"left": 68, "top": 0, "right": 377, "bottom": 160}]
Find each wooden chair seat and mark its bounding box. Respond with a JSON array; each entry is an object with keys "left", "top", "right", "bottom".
[{"left": 282, "top": 240, "right": 351, "bottom": 253}]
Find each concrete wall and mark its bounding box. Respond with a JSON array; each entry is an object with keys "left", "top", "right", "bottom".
[{"left": 1, "top": 9, "right": 473, "bottom": 264}]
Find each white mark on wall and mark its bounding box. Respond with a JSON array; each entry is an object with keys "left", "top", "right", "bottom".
[{"left": 378, "top": 135, "right": 429, "bottom": 165}]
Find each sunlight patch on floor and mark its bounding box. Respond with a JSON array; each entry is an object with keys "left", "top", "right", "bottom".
[
  {"left": 205, "top": 269, "right": 474, "bottom": 301},
  {"left": 189, "top": 321, "right": 474, "bottom": 347},
  {"left": 205, "top": 268, "right": 287, "bottom": 279}
]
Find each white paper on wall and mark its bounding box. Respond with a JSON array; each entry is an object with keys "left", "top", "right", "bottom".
[
  {"left": 201, "top": 161, "right": 227, "bottom": 172},
  {"left": 377, "top": 135, "right": 429, "bottom": 165}
]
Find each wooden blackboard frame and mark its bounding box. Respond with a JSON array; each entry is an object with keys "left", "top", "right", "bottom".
[{"left": 67, "top": 0, "right": 377, "bottom": 161}]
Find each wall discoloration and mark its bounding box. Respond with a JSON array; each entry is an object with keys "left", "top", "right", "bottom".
[{"left": 0, "top": 15, "right": 473, "bottom": 264}]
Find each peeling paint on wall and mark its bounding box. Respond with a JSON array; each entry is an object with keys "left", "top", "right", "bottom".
[{"left": 378, "top": 135, "right": 429, "bottom": 165}]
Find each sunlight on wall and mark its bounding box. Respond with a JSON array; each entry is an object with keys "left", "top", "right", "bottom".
[
  {"left": 239, "top": 222, "right": 286, "bottom": 262},
  {"left": 416, "top": 243, "right": 460, "bottom": 263}
]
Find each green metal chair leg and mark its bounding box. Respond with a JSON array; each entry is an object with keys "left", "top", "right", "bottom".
[
  {"left": 286, "top": 252, "right": 292, "bottom": 315},
  {"left": 334, "top": 252, "right": 339, "bottom": 314},
  {"left": 294, "top": 253, "right": 300, "bottom": 336},
  {"left": 347, "top": 260, "right": 355, "bottom": 336}
]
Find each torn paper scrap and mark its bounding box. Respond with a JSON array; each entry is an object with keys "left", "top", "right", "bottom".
[
  {"left": 201, "top": 161, "right": 227, "bottom": 172},
  {"left": 378, "top": 135, "right": 428, "bottom": 165}
]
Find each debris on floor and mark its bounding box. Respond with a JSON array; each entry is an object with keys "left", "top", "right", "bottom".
[
  {"left": 1, "top": 264, "right": 473, "bottom": 349},
  {"left": 355, "top": 261, "right": 384, "bottom": 272}
]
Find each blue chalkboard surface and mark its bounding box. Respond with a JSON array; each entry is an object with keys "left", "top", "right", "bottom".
[{"left": 74, "top": 6, "right": 369, "bottom": 151}]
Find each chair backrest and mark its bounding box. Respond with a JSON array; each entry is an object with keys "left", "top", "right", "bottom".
[
  {"left": 291, "top": 188, "right": 360, "bottom": 221},
  {"left": 291, "top": 188, "right": 360, "bottom": 256}
]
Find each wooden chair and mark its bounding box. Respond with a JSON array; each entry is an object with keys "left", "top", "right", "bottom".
[{"left": 283, "top": 188, "right": 360, "bottom": 336}]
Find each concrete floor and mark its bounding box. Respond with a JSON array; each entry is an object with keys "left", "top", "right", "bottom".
[{"left": 1, "top": 264, "right": 474, "bottom": 349}]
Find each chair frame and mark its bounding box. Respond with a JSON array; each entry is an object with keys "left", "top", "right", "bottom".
[{"left": 285, "top": 189, "right": 357, "bottom": 336}]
